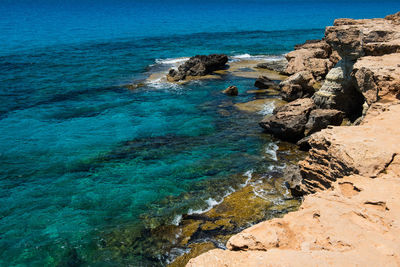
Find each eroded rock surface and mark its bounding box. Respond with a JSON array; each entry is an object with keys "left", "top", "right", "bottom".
[
  {"left": 314, "top": 13, "right": 400, "bottom": 116},
  {"left": 285, "top": 40, "right": 339, "bottom": 81},
  {"left": 279, "top": 71, "right": 316, "bottom": 101}
]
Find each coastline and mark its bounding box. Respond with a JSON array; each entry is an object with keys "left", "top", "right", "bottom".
[{"left": 187, "top": 12, "right": 400, "bottom": 266}]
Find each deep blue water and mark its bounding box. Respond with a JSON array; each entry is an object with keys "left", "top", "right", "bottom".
[{"left": 1, "top": 1, "right": 399, "bottom": 266}]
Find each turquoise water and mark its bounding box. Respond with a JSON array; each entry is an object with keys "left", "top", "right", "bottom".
[{"left": 1, "top": 1, "right": 400, "bottom": 266}]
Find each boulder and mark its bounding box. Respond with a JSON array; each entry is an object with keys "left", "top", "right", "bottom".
[
  {"left": 304, "top": 109, "right": 344, "bottom": 136},
  {"left": 254, "top": 76, "right": 276, "bottom": 89},
  {"left": 259, "top": 98, "right": 316, "bottom": 141},
  {"left": 279, "top": 71, "right": 316, "bottom": 101},
  {"left": 167, "top": 54, "right": 228, "bottom": 82},
  {"left": 222, "top": 85, "right": 238, "bottom": 96}
]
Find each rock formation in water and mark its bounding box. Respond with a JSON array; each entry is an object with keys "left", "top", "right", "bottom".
[
  {"left": 222, "top": 85, "right": 239, "bottom": 96},
  {"left": 188, "top": 12, "right": 400, "bottom": 267},
  {"left": 167, "top": 54, "right": 228, "bottom": 82}
]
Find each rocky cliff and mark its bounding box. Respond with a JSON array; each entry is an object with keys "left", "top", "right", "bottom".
[{"left": 187, "top": 12, "right": 400, "bottom": 266}]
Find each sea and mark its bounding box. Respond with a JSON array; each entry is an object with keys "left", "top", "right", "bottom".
[{"left": 1, "top": 0, "right": 399, "bottom": 266}]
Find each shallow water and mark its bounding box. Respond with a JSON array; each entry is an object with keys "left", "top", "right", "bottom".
[{"left": 1, "top": 0, "right": 400, "bottom": 266}]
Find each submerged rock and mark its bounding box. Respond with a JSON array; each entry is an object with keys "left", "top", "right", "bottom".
[
  {"left": 167, "top": 54, "right": 228, "bottom": 82},
  {"left": 254, "top": 75, "right": 277, "bottom": 89},
  {"left": 256, "top": 59, "right": 288, "bottom": 74},
  {"left": 222, "top": 85, "right": 239, "bottom": 96},
  {"left": 259, "top": 98, "right": 316, "bottom": 141}
]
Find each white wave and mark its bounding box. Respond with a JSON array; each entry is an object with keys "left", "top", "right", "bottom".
[
  {"left": 155, "top": 57, "right": 189, "bottom": 65},
  {"left": 172, "top": 214, "right": 182, "bottom": 226},
  {"left": 241, "top": 169, "right": 254, "bottom": 187},
  {"left": 265, "top": 142, "right": 279, "bottom": 161},
  {"left": 259, "top": 101, "right": 275, "bottom": 116},
  {"left": 187, "top": 189, "right": 234, "bottom": 215},
  {"left": 230, "top": 54, "right": 285, "bottom": 62},
  {"left": 145, "top": 76, "right": 182, "bottom": 90}
]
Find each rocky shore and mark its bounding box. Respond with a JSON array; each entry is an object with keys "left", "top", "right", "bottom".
[{"left": 187, "top": 12, "right": 400, "bottom": 266}]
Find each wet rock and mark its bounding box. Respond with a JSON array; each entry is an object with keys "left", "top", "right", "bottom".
[
  {"left": 304, "top": 109, "right": 344, "bottom": 136},
  {"left": 167, "top": 54, "right": 228, "bottom": 82},
  {"left": 259, "top": 98, "right": 316, "bottom": 142},
  {"left": 222, "top": 85, "right": 239, "bottom": 96},
  {"left": 279, "top": 71, "right": 316, "bottom": 101},
  {"left": 254, "top": 75, "right": 277, "bottom": 89},
  {"left": 256, "top": 59, "right": 288, "bottom": 74}
]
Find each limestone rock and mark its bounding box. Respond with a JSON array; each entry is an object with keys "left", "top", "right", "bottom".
[
  {"left": 285, "top": 40, "right": 339, "bottom": 81},
  {"left": 314, "top": 13, "right": 400, "bottom": 118},
  {"left": 352, "top": 53, "right": 400, "bottom": 104},
  {"left": 259, "top": 98, "right": 316, "bottom": 141},
  {"left": 299, "top": 103, "right": 400, "bottom": 194},
  {"left": 279, "top": 71, "right": 316, "bottom": 101},
  {"left": 313, "top": 60, "right": 365, "bottom": 118},
  {"left": 222, "top": 85, "right": 239, "bottom": 96},
  {"left": 167, "top": 54, "right": 228, "bottom": 82}
]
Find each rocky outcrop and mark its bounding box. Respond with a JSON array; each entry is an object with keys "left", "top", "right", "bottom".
[
  {"left": 167, "top": 54, "right": 228, "bottom": 82},
  {"left": 259, "top": 98, "right": 316, "bottom": 141},
  {"left": 259, "top": 98, "right": 344, "bottom": 142},
  {"left": 189, "top": 13, "right": 400, "bottom": 267},
  {"left": 285, "top": 40, "right": 340, "bottom": 81},
  {"left": 279, "top": 71, "right": 316, "bottom": 101},
  {"left": 314, "top": 13, "right": 400, "bottom": 117},
  {"left": 298, "top": 102, "right": 400, "bottom": 194},
  {"left": 222, "top": 85, "right": 239, "bottom": 96}
]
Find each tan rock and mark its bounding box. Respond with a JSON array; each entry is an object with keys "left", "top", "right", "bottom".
[
  {"left": 299, "top": 103, "right": 400, "bottom": 194},
  {"left": 285, "top": 40, "right": 338, "bottom": 81},
  {"left": 352, "top": 53, "right": 400, "bottom": 104}
]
